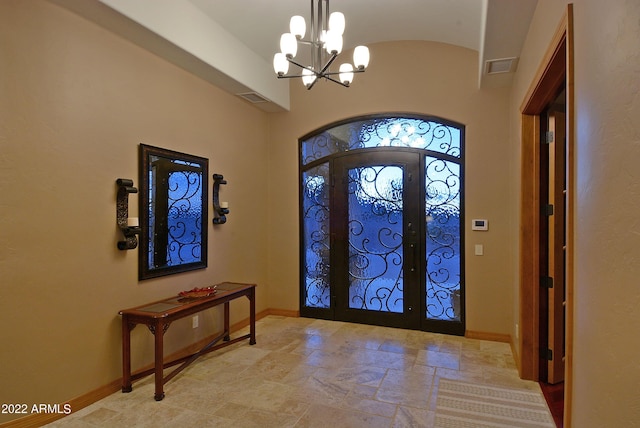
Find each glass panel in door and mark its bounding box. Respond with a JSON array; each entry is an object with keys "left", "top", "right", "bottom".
[
  {"left": 424, "top": 156, "right": 463, "bottom": 327},
  {"left": 301, "top": 163, "right": 331, "bottom": 310},
  {"left": 347, "top": 165, "right": 404, "bottom": 313}
]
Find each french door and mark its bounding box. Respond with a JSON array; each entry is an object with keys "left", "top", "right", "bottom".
[{"left": 300, "top": 115, "right": 464, "bottom": 335}]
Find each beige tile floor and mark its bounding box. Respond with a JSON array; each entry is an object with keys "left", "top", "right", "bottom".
[{"left": 46, "top": 315, "right": 544, "bottom": 427}]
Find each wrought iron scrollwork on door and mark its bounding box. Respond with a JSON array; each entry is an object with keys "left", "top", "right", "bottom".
[{"left": 347, "top": 165, "right": 404, "bottom": 313}]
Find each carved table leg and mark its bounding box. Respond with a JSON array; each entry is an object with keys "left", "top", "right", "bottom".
[
  {"left": 152, "top": 320, "right": 167, "bottom": 401},
  {"left": 223, "top": 302, "right": 230, "bottom": 341},
  {"left": 121, "top": 316, "right": 134, "bottom": 393},
  {"left": 249, "top": 288, "right": 256, "bottom": 345}
]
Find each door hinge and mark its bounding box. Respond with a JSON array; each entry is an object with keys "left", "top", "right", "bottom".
[
  {"left": 547, "top": 348, "right": 553, "bottom": 361},
  {"left": 540, "top": 276, "right": 554, "bottom": 289},
  {"left": 544, "top": 131, "right": 554, "bottom": 144},
  {"left": 543, "top": 204, "right": 554, "bottom": 216}
]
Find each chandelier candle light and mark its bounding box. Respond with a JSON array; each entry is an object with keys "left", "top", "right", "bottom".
[{"left": 273, "top": 0, "right": 370, "bottom": 89}]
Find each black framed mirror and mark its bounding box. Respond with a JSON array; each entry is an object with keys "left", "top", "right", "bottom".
[{"left": 139, "top": 144, "right": 208, "bottom": 280}]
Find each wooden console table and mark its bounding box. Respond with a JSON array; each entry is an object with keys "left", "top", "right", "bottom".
[{"left": 119, "top": 282, "right": 256, "bottom": 401}]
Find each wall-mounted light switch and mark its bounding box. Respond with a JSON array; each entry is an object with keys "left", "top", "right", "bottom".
[
  {"left": 192, "top": 315, "right": 199, "bottom": 329},
  {"left": 475, "top": 244, "right": 484, "bottom": 256},
  {"left": 472, "top": 219, "right": 488, "bottom": 231}
]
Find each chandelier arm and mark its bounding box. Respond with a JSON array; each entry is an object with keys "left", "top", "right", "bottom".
[
  {"left": 276, "top": 73, "right": 348, "bottom": 87},
  {"left": 321, "top": 74, "right": 349, "bottom": 87},
  {"left": 321, "top": 69, "right": 365, "bottom": 77},
  {"left": 318, "top": 53, "right": 338, "bottom": 75},
  {"left": 306, "top": 79, "right": 319, "bottom": 90},
  {"left": 276, "top": 74, "right": 307, "bottom": 79}
]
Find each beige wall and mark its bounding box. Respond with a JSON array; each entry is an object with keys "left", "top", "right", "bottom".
[
  {"left": 0, "top": 1, "right": 270, "bottom": 422},
  {"left": 267, "top": 40, "right": 515, "bottom": 335},
  {"left": 571, "top": 0, "right": 640, "bottom": 425},
  {"left": 511, "top": 0, "right": 640, "bottom": 425}
]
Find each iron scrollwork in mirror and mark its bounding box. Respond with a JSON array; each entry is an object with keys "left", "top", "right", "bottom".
[{"left": 139, "top": 144, "right": 208, "bottom": 280}]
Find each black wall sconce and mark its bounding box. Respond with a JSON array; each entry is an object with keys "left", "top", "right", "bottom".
[
  {"left": 212, "top": 173, "right": 229, "bottom": 224},
  {"left": 116, "top": 178, "right": 141, "bottom": 250}
]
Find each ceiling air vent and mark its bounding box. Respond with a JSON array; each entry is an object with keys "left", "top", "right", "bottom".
[
  {"left": 485, "top": 57, "right": 519, "bottom": 74},
  {"left": 237, "top": 92, "right": 269, "bottom": 104}
]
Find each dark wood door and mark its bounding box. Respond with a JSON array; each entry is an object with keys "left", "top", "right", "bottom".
[
  {"left": 540, "top": 105, "right": 567, "bottom": 384},
  {"left": 547, "top": 111, "right": 566, "bottom": 384}
]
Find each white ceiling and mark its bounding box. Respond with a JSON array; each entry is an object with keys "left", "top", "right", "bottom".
[
  {"left": 54, "top": 0, "right": 539, "bottom": 111},
  {"left": 189, "top": 0, "right": 486, "bottom": 59}
]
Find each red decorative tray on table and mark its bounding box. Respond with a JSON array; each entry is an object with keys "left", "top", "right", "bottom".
[{"left": 178, "top": 286, "right": 217, "bottom": 299}]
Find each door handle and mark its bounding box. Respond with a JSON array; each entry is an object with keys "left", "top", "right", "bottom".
[
  {"left": 408, "top": 222, "right": 417, "bottom": 236},
  {"left": 409, "top": 243, "right": 416, "bottom": 272}
]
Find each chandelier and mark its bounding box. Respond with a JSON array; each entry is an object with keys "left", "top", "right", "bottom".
[{"left": 273, "top": 0, "right": 370, "bottom": 90}]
